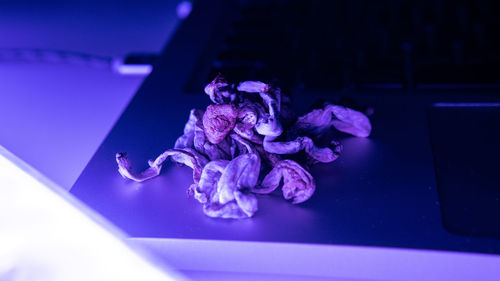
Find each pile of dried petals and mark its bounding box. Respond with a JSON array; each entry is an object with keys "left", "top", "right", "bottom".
[{"left": 116, "top": 75, "right": 372, "bottom": 219}]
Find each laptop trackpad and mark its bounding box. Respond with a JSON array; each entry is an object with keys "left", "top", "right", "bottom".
[{"left": 429, "top": 104, "right": 500, "bottom": 238}]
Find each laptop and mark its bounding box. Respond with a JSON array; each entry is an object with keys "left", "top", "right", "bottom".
[{"left": 70, "top": 1, "right": 500, "bottom": 279}]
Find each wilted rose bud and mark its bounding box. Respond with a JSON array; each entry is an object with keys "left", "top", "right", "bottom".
[{"left": 202, "top": 104, "right": 238, "bottom": 144}]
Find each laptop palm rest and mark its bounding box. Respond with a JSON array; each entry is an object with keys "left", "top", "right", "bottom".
[{"left": 429, "top": 104, "right": 500, "bottom": 238}]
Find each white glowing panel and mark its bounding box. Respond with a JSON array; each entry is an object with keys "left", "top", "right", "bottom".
[{"left": 0, "top": 146, "right": 185, "bottom": 281}]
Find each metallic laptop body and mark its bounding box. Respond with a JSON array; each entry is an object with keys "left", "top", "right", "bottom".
[{"left": 70, "top": 1, "right": 500, "bottom": 255}]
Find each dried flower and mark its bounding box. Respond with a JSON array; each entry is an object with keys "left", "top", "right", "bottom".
[{"left": 116, "top": 75, "right": 372, "bottom": 219}]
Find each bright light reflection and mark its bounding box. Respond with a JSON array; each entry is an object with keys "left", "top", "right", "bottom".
[
  {"left": 176, "top": 1, "right": 192, "bottom": 19},
  {"left": 0, "top": 146, "right": 185, "bottom": 281},
  {"left": 114, "top": 64, "right": 153, "bottom": 75}
]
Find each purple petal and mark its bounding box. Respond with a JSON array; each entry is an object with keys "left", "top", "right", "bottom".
[
  {"left": 329, "top": 105, "right": 372, "bottom": 137},
  {"left": 253, "top": 165, "right": 282, "bottom": 194},
  {"left": 234, "top": 191, "right": 258, "bottom": 217},
  {"left": 174, "top": 109, "right": 204, "bottom": 149},
  {"left": 217, "top": 153, "right": 261, "bottom": 204},
  {"left": 116, "top": 149, "right": 207, "bottom": 185},
  {"left": 203, "top": 202, "right": 250, "bottom": 219},
  {"left": 254, "top": 92, "right": 283, "bottom": 137},
  {"left": 279, "top": 160, "right": 316, "bottom": 204},
  {"left": 115, "top": 153, "right": 161, "bottom": 182},
  {"left": 294, "top": 103, "right": 372, "bottom": 137},
  {"left": 204, "top": 74, "right": 235, "bottom": 104},
  {"left": 263, "top": 136, "right": 342, "bottom": 163},
  {"left": 196, "top": 160, "right": 228, "bottom": 204},
  {"left": 237, "top": 81, "right": 270, "bottom": 93}
]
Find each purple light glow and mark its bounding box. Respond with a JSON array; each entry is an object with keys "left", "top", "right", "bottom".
[
  {"left": 176, "top": 1, "right": 192, "bottom": 19},
  {"left": 0, "top": 146, "right": 184, "bottom": 281}
]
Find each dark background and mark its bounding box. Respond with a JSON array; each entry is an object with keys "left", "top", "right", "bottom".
[{"left": 186, "top": 0, "right": 500, "bottom": 93}]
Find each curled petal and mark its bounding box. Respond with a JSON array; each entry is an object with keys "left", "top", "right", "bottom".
[
  {"left": 294, "top": 103, "right": 372, "bottom": 137},
  {"left": 254, "top": 91, "right": 283, "bottom": 137},
  {"left": 236, "top": 88, "right": 282, "bottom": 137},
  {"left": 255, "top": 160, "right": 315, "bottom": 204},
  {"left": 193, "top": 121, "right": 206, "bottom": 152},
  {"left": 204, "top": 74, "right": 236, "bottom": 104},
  {"left": 116, "top": 149, "right": 207, "bottom": 185},
  {"left": 237, "top": 81, "right": 281, "bottom": 113},
  {"left": 215, "top": 135, "right": 261, "bottom": 206},
  {"left": 217, "top": 153, "right": 261, "bottom": 204},
  {"left": 203, "top": 136, "right": 232, "bottom": 160},
  {"left": 263, "top": 136, "right": 342, "bottom": 163},
  {"left": 280, "top": 160, "right": 315, "bottom": 204},
  {"left": 202, "top": 191, "right": 257, "bottom": 219},
  {"left": 168, "top": 148, "right": 208, "bottom": 183},
  {"left": 237, "top": 81, "right": 270, "bottom": 93},
  {"left": 329, "top": 105, "right": 372, "bottom": 137},
  {"left": 234, "top": 123, "right": 254, "bottom": 139},
  {"left": 234, "top": 102, "right": 265, "bottom": 143},
  {"left": 174, "top": 109, "right": 204, "bottom": 149},
  {"left": 196, "top": 160, "right": 228, "bottom": 204},
  {"left": 196, "top": 135, "right": 261, "bottom": 218},
  {"left": 255, "top": 145, "right": 281, "bottom": 167},
  {"left": 230, "top": 133, "right": 256, "bottom": 154},
  {"left": 253, "top": 164, "right": 282, "bottom": 194},
  {"left": 234, "top": 190, "right": 258, "bottom": 217},
  {"left": 116, "top": 153, "right": 161, "bottom": 182},
  {"left": 234, "top": 105, "right": 258, "bottom": 139},
  {"left": 192, "top": 121, "right": 232, "bottom": 161},
  {"left": 237, "top": 104, "right": 259, "bottom": 126},
  {"left": 234, "top": 125, "right": 263, "bottom": 144}
]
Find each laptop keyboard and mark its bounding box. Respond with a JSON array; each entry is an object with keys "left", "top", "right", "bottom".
[{"left": 189, "top": 0, "right": 500, "bottom": 92}]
